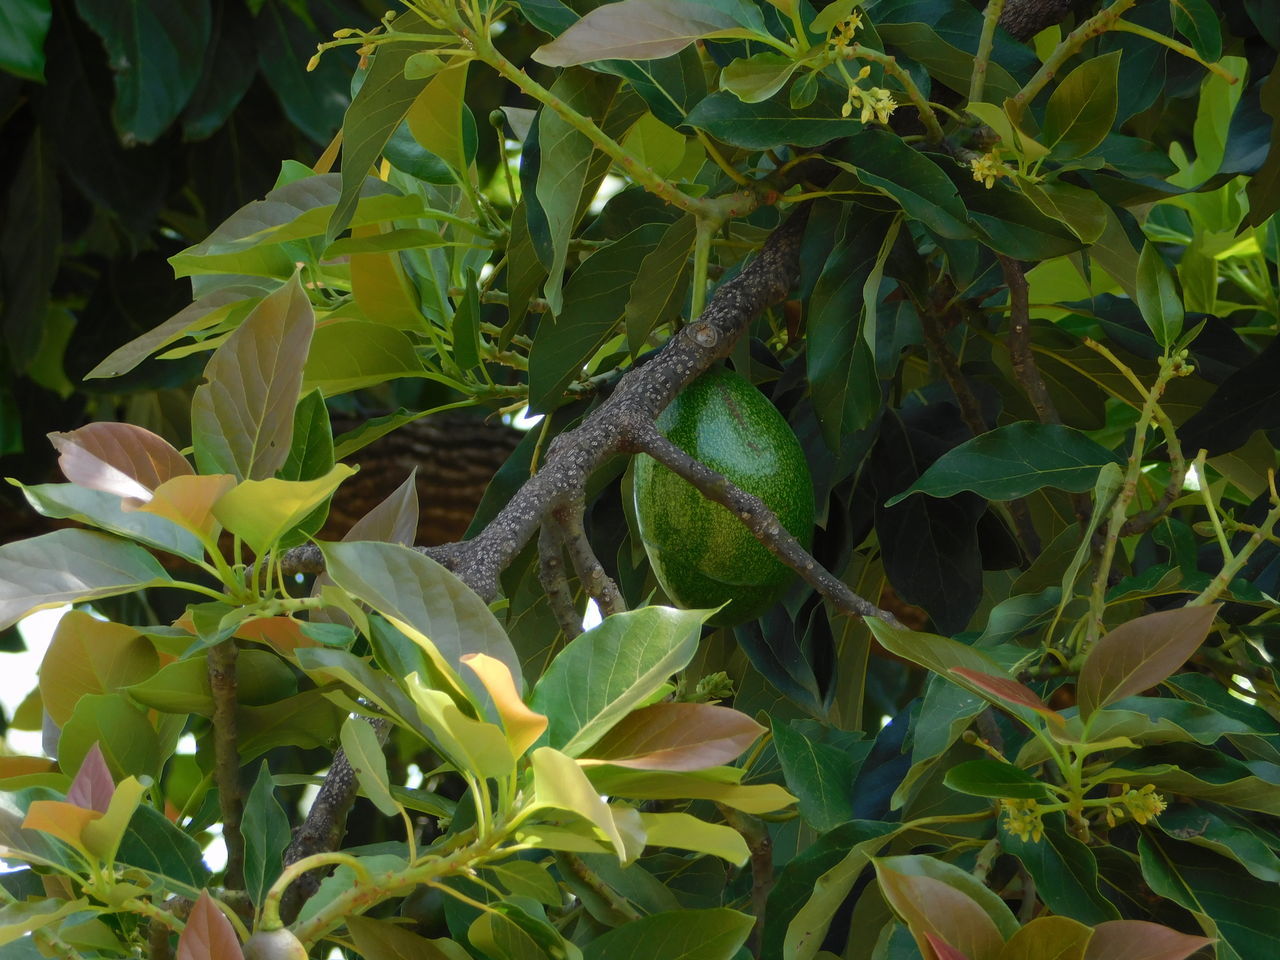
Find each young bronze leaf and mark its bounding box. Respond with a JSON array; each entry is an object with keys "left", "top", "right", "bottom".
[
  {"left": 176, "top": 890, "right": 244, "bottom": 960},
  {"left": 1082, "top": 920, "right": 1213, "bottom": 960},
  {"left": 949, "top": 667, "right": 1065, "bottom": 728},
  {"left": 1077, "top": 605, "right": 1220, "bottom": 720},
  {"left": 190, "top": 273, "right": 315, "bottom": 481},
  {"left": 582, "top": 702, "right": 763, "bottom": 771},
  {"left": 998, "top": 916, "right": 1092, "bottom": 960},
  {"left": 926, "top": 932, "right": 973, "bottom": 960},
  {"left": 48, "top": 422, "right": 192, "bottom": 500},
  {"left": 874, "top": 863, "right": 1004, "bottom": 960},
  {"left": 66, "top": 742, "right": 114, "bottom": 813},
  {"left": 532, "top": 0, "right": 758, "bottom": 67}
]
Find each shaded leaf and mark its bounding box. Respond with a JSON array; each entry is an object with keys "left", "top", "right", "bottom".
[
  {"left": 38, "top": 610, "right": 157, "bottom": 726},
  {"left": 0, "top": 0, "right": 52, "bottom": 81},
  {"left": 1135, "top": 242, "right": 1184, "bottom": 350},
  {"left": 771, "top": 719, "right": 860, "bottom": 832},
  {"left": 1083, "top": 919, "right": 1212, "bottom": 960},
  {"left": 340, "top": 716, "right": 398, "bottom": 817},
  {"left": 944, "top": 759, "right": 1049, "bottom": 800},
  {"left": 581, "top": 908, "right": 754, "bottom": 960},
  {"left": 874, "top": 862, "right": 1004, "bottom": 960},
  {"left": 243, "top": 762, "right": 290, "bottom": 907},
  {"left": 1041, "top": 51, "right": 1121, "bottom": 160},
  {"left": 886, "top": 423, "right": 1122, "bottom": 506},
  {"left": 533, "top": 0, "right": 761, "bottom": 66},
  {"left": 66, "top": 743, "right": 114, "bottom": 814},
  {"left": 949, "top": 668, "right": 1064, "bottom": 727},
  {"left": 347, "top": 914, "right": 471, "bottom": 960}
]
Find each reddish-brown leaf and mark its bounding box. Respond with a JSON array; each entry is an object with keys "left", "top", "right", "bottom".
[
  {"left": 49, "top": 422, "right": 192, "bottom": 500},
  {"left": 176, "top": 890, "right": 244, "bottom": 960},
  {"left": 67, "top": 742, "right": 114, "bottom": 813},
  {"left": 1082, "top": 920, "right": 1212, "bottom": 960},
  {"left": 927, "top": 931, "right": 973, "bottom": 960},
  {"left": 1077, "top": 605, "right": 1220, "bottom": 719},
  {"left": 584, "top": 702, "right": 765, "bottom": 771},
  {"left": 949, "top": 667, "right": 1064, "bottom": 727},
  {"left": 876, "top": 864, "right": 1004, "bottom": 960}
]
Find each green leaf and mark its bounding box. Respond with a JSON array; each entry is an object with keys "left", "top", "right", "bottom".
[
  {"left": 0, "top": 529, "right": 173, "bottom": 631},
  {"left": 1157, "top": 803, "right": 1280, "bottom": 884},
  {"left": 999, "top": 916, "right": 1092, "bottom": 960},
  {"left": 944, "top": 759, "right": 1048, "bottom": 800},
  {"left": 530, "top": 747, "right": 627, "bottom": 859},
  {"left": 255, "top": 1, "right": 348, "bottom": 145},
  {"left": 74, "top": 0, "right": 211, "bottom": 144},
  {"left": 1077, "top": 604, "right": 1219, "bottom": 720},
  {"left": 581, "top": 908, "right": 754, "bottom": 960},
  {"left": 1000, "top": 817, "right": 1117, "bottom": 925},
  {"left": 533, "top": 0, "right": 763, "bottom": 66},
  {"left": 281, "top": 389, "right": 334, "bottom": 482},
  {"left": 1135, "top": 242, "right": 1185, "bottom": 350},
  {"left": 832, "top": 131, "right": 971, "bottom": 239},
  {"left": 683, "top": 88, "right": 859, "bottom": 149},
  {"left": 211, "top": 464, "right": 354, "bottom": 557},
  {"left": 320, "top": 540, "right": 523, "bottom": 703},
  {"left": 781, "top": 823, "right": 898, "bottom": 960},
  {"left": 0, "top": 0, "right": 51, "bottom": 81},
  {"left": 886, "top": 422, "right": 1123, "bottom": 506},
  {"left": 638, "top": 811, "right": 750, "bottom": 864},
  {"left": 721, "top": 52, "right": 802, "bottom": 103},
  {"left": 406, "top": 62, "right": 471, "bottom": 178},
  {"left": 528, "top": 222, "right": 664, "bottom": 412},
  {"left": 406, "top": 675, "right": 515, "bottom": 779},
  {"left": 327, "top": 12, "right": 434, "bottom": 242},
  {"left": 301, "top": 321, "right": 428, "bottom": 397},
  {"left": 191, "top": 274, "right": 315, "bottom": 480},
  {"left": 875, "top": 22, "right": 1021, "bottom": 101},
  {"left": 586, "top": 766, "right": 796, "bottom": 813},
  {"left": 347, "top": 915, "right": 471, "bottom": 960},
  {"left": 1042, "top": 51, "right": 1121, "bottom": 160},
  {"left": 0, "top": 898, "right": 90, "bottom": 947},
  {"left": 529, "top": 606, "right": 707, "bottom": 756},
  {"left": 772, "top": 720, "right": 858, "bottom": 832},
  {"left": 1018, "top": 178, "right": 1108, "bottom": 244},
  {"left": 116, "top": 802, "right": 210, "bottom": 896},
  {"left": 340, "top": 716, "right": 399, "bottom": 817},
  {"left": 59, "top": 694, "right": 159, "bottom": 782},
  {"left": 1171, "top": 0, "right": 1222, "bottom": 62},
  {"left": 39, "top": 611, "right": 157, "bottom": 726},
  {"left": 14, "top": 481, "right": 204, "bottom": 562},
  {"left": 624, "top": 214, "right": 696, "bottom": 355},
  {"left": 242, "top": 762, "right": 290, "bottom": 907},
  {"left": 487, "top": 861, "right": 562, "bottom": 907}
]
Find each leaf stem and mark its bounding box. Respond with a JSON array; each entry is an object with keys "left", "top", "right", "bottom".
[
  {"left": 1010, "top": 0, "right": 1140, "bottom": 116},
  {"left": 969, "top": 0, "right": 1007, "bottom": 104},
  {"left": 1109, "top": 20, "right": 1239, "bottom": 83},
  {"left": 837, "top": 44, "right": 946, "bottom": 142}
]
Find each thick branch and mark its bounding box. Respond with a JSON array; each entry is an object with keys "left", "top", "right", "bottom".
[
  {"left": 555, "top": 503, "right": 626, "bottom": 618},
  {"left": 208, "top": 640, "right": 244, "bottom": 890},
  {"left": 633, "top": 427, "right": 901, "bottom": 625},
  {"left": 999, "top": 0, "right": 1077, "bottom": 42},
  {"left": 538, "top": 521, "right": 582, "bottom": 639},
  {"left": 999, "top": 256, "right": 1059, "bottom": 426}
]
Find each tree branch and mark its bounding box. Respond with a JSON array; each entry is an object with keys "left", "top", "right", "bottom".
[
  {"left": 208, "top": 640, "right": 244, "bottom": 890},
  {"left": 538, "top": 520, "right": 582, "bottom": 639},
  {"left": 554, "top": 503, "right": 626, "bottom": 618}
]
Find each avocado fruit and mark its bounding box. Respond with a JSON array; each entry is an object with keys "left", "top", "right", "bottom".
[{"left": 633, "top": 367, "right": 815, "bottom": 626}]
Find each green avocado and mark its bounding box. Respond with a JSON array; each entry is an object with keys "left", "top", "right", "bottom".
[{"left": 633, "top": 366, "right": 815, "bottom": 626}]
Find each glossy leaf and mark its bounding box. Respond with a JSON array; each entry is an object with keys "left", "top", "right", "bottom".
[
  {"left": 406, "top": 675, "right": 516, "bottom": 779},
  {"left": 948, "top": 668, "right": 1064, "bottom": 727},
  {"left": 175, "top": 889, "right": 242, "bottom": 960},
  {"left": 999, "top": 818, "right": 1117, "bottom": 925},
  {"left": 721, "top": 52, "right": 801, "bottom": 103},
  {"left": 1135, "top": 242, "right": 1184, "bottom": 350},
  {"left": 347, "top": 914, "right": 471, "bottom": 960},
  {"left": 638, "top": 811, "right": 749, "bottom": 864},
  {"left": 584, "top": 702, "right": 762, "bottom": 771},
  {"left": 1077, "top": 604, "right": 1219, "bottom": 719},
  {"left": 321, "top": 540, "right": 522, "bottom": 701},
  {"left": 886, "top": 422, "right": 1122, "bottom": 506},
  {"left": 581, "top": 908, "right": 754, "bottom": 960},
  {"left": 529, "top": 606, "right": 706, "bottom": 756},
  {"left": 533, "top": 0, "right": 761, "bottom": 66},
  {"left": 191, "top": 274, "right": 314, "bottom": 480},
  {"left": 1042, "top": 52, "right": 1121, "bottom": 160},
  {"left": 1170, "top": 0, "right": 1222, "bottom": 62},
  {"left": 587, "top": 766, "right": 795, "bottom": 814},
  {"left": 833, "top": 131, "right": 971, "bottom": 239}
]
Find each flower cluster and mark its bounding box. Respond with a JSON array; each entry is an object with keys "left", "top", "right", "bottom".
[
  {"left": 1105, "top": 784, "right": 1167, "bottom": 827},
  {"left": 829, "top": 13, "right": 865, "bottom": 49},
  {"left": 1000, "top": 798, "right": 1045, "bottom": 843},
  {"left": 841, "top": 70, "right": 897, "bottom": 125},
  {"left": 969, "top": 151, "right": 1011, "bottom": 189}
]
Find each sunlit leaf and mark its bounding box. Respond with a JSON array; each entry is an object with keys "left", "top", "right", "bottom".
[
  {"left": 530, "top": 747, "right": 627, "bottom": 860},
  {"left": 638, "top": 811, "right": 749, "bottom": 864},
  {"left": 340, "top": 715, "right": 399, "bottom": 817},
  {"left": 462, "top": 653, "right": 548, "bottom": 756},
  {"left": 583, "top": 702, "right": 763, "bottom": 771},
  {"left": 48, "top": 422, "right": 192, "bottom": 500},
  {"left": 39, "top": 610, "right": 157, "bottom": 726},
  {"left": 211, "top": 464, "right": 355, "bottom": 556}
]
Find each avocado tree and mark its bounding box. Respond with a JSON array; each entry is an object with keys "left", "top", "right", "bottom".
[{"left": 2, "top": 0, "right": 1280, "bottom": 957}]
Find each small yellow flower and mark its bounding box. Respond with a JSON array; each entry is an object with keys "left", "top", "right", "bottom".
[
  {"left": 969, "top": 152, "right": 1008, "bottom": 189},
  {"left": 1120, "top": 784, "right": 1167, "bottom": 825},
  {"left": 868, "top": 87, "right": 896, "bottom": 124},
  {"left": 1000, "top": 798, "right": 1044, "bottom": 843},
  {"left": 831, "top": 13, "right": 865, "bottom": 49}
]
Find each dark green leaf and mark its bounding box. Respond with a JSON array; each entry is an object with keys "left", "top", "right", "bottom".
[
  {"left": 772, "top": 720, "right": 861, "bottom": 831},
  {"left": 886, "top": 422, "right": 1122, "bottom": 506},
  {"left": 256, "top": 1, "right": 349, "bottom": 144},
  {"left": 1171, "top": 0, "right": 1222, "bottom": 62},
  {"left": 1000, "top": 816, "right": 1118, "bottom": 924},
  {"left": 581, "top": 908, "right": 754, "bottom": 960},
  {"left": 624, "top": 215, "right": 695, "bottom": 355},
  {"left": 1, "top": 134, "right": 60, "bottom": 370},
  {"left": 0, "top": 0, "right": 51, "bottom": 81},
  {"left": 180, "top": 0, "right": 256, "bottom": 140},
  {"left": 682, "top": 88, "right": 859, "bottom": 149},
  {"left": 832, "top": 131, "right": 971, "bottom": 239},
  {"left": 74, "top": 0, "right": 211, "bottom": 143},
  {"left": 116, "top": 804, "right": 210, "bottom": 898},
  {"left": 281, "top": 389, "right": 334, "bottom": 482},
  {"left": 876, "top": 22, "right": 1020, "bottom": 101},
  {"left": 1158, "top": 803, "right": 1280, "bottom": 884},
  {"left": 1135, "top": 242, "right": 1184, "bottom": 349},
  {"left": 943, "top": 759, "right": 1048, "bottom": 799},
  {"left": 528, "top": 222, "right": 664, "bottom": 413}
]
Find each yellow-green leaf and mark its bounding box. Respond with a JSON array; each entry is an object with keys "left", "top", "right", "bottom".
[{"left": 211, "top": 463, "right": 354, "bottom": 556}]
